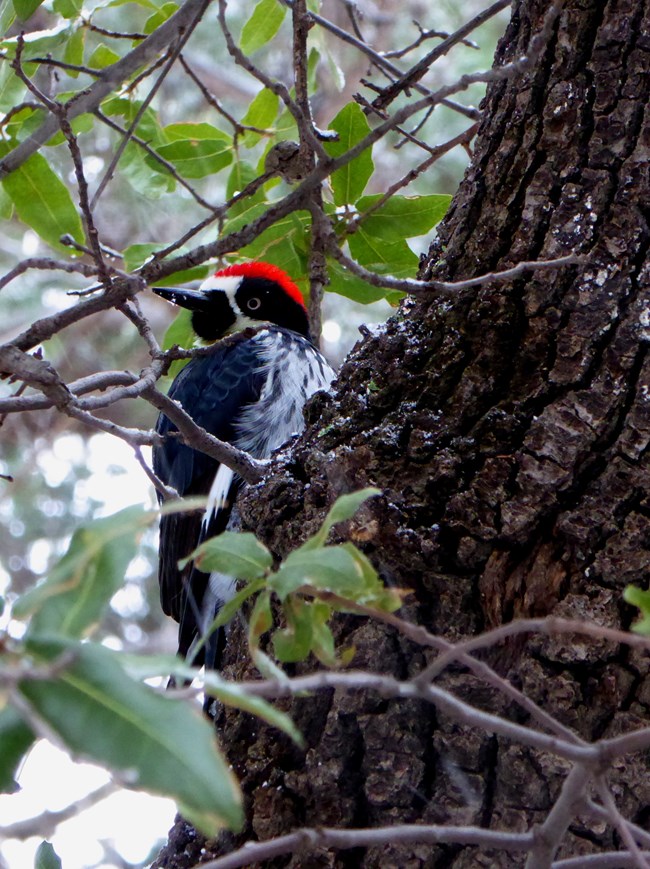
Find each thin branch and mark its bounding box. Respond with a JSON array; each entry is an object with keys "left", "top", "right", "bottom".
[
  {"left": 418, "top": 616, "right": 650, "bottom": 683},
  {"left": 2, "top": 782, "right": 116, "bottom": 840},
  {"left": 133, "top": 445, "right": 178, "bottom": 500},
  {"left": 309, "top": 591, "right": 584, "bottom": 745},
  {"left": 583, "top": 799, "right": 650, "bottom": 850},
  {"left": 198, "top": 823, "right": 534, "bottom": 869},
  {"left": 346, "top": 123, "right": 479, "bottom": 234},
  {"left": 372, "top": 0, "right": 511, "bottom": 111},
  {"left": 136, "top": 47, "right": 568, "bottom": 286},
  {"left": 236, "top": 670, "right": 600, "bottom": 764},
  {"left": 279, "top": 0, "right": 480, "bottom": 121},
  {"left": 59, "top": 113, "right": 112, "bottom": 288},
  {"left": 179, "top": 56, "right": 270, "bottom": 137},
  {"left": 5, "top": 275, "right": 143, "bottom": 353},
  {"left": 83, "top": 19, "right": 146, "bottom": 41},
  {"left": 217, "top": 0, "right": 327, "bottom": 159},
  {"left": 525, "top": 764, "right": 592, "bottom": 869},
  {"left": 594, "top": 777, "right": 650, "bottom": 869},
  {"left": 144, "top": 386, "right": 265, "bottom": 484},
  {"left": 0, "top": 258, "right": 99, "bottom": 291},
  {"left": 328, "top": 234, "right": 583, "bottom": 296}
]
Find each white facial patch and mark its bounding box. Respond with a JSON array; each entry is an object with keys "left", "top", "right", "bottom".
[{"left": 198, "top": 273, "right": 270, "bottom": 333}]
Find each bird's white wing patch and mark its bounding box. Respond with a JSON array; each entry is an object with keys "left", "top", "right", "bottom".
[{"left": 202, "top": 462, "right": 235, "bottom": 530}]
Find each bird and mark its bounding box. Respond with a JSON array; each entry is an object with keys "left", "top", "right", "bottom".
[{"left": 151, "top": 262, "right": 335, "bottom": 675}]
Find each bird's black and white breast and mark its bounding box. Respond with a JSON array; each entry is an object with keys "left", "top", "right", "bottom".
[
  {"left": 234, "top": 328, "right": 335, "bottom": 457},
  {"left": 153, "top": 325, "right": 334, "bottom": 646}
]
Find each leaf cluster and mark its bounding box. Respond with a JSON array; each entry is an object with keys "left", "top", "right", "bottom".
[{"left": 1, "top": 488, "right": 402, "bottom": 841}]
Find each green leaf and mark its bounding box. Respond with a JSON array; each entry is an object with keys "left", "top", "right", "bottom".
[
  {"left": 53, "top": 0, "right": 83, "bottom": 18},
  {"left": 249, "top": 589, "right": 273, "bottom": 644},
  {"left": 12, "top": 0, "right": 43, "bottom": 20},
  {"left": 226, "top": 160, "right": 266, "bottom": 217},
  {"left": 303, "top": 487, "right": 380, "bottom": 550},
  {"left": 624, "top": 585, "right": 650, "bottom": 635},
  {"left": 0, "top": 184, "right": 13, "bottom": 219},
  {"left": 324, "top": 102, "right": 374, "bottom": 206},
  {"left": 107, "top": 0, "right": 156, "bottom": 7},
  {"left": 101, "top": 96, "right": 165, "bottom": 145},
  {"left": 221, "top": 200, "right": 269, "bottom": 237},
  {"left": 0, "top": 2, "right": 16, "bottom": 33},
  {"left": 14, "top": 505, "right": 149, "bottom": 639},
  {"left": 34, "top": 841, "right": 62, "bottom": 869},
  {"left": 87, "top": 43, "right": 121, "bottom": 68},
  {"left": 0, "top": 706, "right": 35, "bottom": 793},
  {"left": 240, "top": 0, "right": 286, "bottom": 54},
  {"left": 203, "top": 672, "right": 304, "bottom": 746},
  {"left": 341, "top": 543, "right": 403, "bottom": 611},
  {"left": 241, "top": 88, "right": 279, "bottom": 147},
  {"left": 153, "top": 132, "right": 232, "bottom": 179},
  {"left": 185, "top": 531, "right": 273, "bottom": 581},
  {"left": 144, "top": 1, "right": 178, "bottom": 33},
  {"left": 0, "top": 145, "right": 84, "bottom": 251},
  {"left": 160, "top": 306, "right": 194, "bottom": 351},
  {"left": 20, "top": 638, "right": 243, "bottom": 834},
  {"left": 307, "top": 46, "right": 320, "bottom": 91},
  {"left": 326, "top": 258, "right": 403, "bottom": 305},
  {"left": 273, "top": 597, "right": 313, "bottom": 662},
  {"left": 158, "top": 308, "right": 194, "bottom": 380},
  {"left": 0, "top": 64, "right": 24, "bottom": 112},
  {"left": 309, "top": 603, "right": 337, "bottom": 665},
  {"left": 1, "top": 23, "right": 68, "bottom": 56},
  {"left": 251, "top": 646, "right": 288, "bottom": 681},
  {"left": 355, "top": 193, "right": 451, "bottom": 241},
  {"left": 62, "top": 26, "right": 85, "bottom": 76},
  {"left": 121, "top": 141, "right": 175, "bottom": 198},
  {"left": 240, "top": 211, "right": 310, "bottom": 287},
  {"left": 271, "top": 546, "right": 363, "bottom": 601},
  {"left": 347, "top": 229, "right": 418, "bottom": 276}
]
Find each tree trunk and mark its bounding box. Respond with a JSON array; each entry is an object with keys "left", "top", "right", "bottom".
[{"left": 154, "top": 0, "right": 650, "bottom": 865}]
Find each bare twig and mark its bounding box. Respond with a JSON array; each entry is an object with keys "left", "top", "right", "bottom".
[
  {"left": 1, "top": 782, "right": 116, "bottom": 840},
  {"left": 418, "top": 616, "right": 650, "bottom": 683},
  {"left": 279, "top": 0, "right": 481, "bottom": 121},
  {"left": 0, "top": 258, "right": 99, "bottom": 291},
  {"left": 133, "top": 445, "right": 178, "bottom": 500},
  {"left": 198, "top": 823, "right": 534, "bottom": 869},
  {"left": 372, "top": 0, "right": 511, "bottom": 111},
  {"left": 594, "top": 778, "right": 650, "bottom": 869},
  {"left": 525, "top": 764, "right": 592, "bottom": 869},
  {"left": 144, "top": 386, "right": 265, "bottom": 484}
]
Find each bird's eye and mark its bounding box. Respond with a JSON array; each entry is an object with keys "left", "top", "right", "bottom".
[{"left": 247, "top": 297, "right": 261, "bottom": 311}]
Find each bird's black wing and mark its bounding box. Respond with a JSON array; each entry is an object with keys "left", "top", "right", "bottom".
[{"left": 153, "top": 338, "right": 265, "bottom": 647}]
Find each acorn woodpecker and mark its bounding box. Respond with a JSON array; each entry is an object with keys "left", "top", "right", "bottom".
[{"left": 152, "top": 262, "right": 335, "bottom": 672}]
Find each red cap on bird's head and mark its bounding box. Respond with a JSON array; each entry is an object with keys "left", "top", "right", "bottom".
[
  {"left": 213, "top": 262, "right": 306, "bottom": 311},
  {"left": 153, "top": 261, "right": 310, "bottom": 343}
]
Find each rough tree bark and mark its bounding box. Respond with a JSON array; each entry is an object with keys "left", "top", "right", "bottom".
[{"left": 154, "top": 0, "right": 650, "bottom": 865}]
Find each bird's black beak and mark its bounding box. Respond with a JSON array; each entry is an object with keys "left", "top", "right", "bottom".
[
  {"left": 152, "top": 286, "right": 209, "bottom": 310},
  {"left": 153, "top": 285, "right": 236, "bottom": 341}
]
